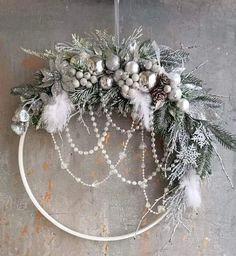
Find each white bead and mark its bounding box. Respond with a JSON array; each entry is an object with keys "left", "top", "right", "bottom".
[
  {"left": 74, "top": 147, "right": 78, "bottom": 152},
  {"left": 83, "top": 72, "right": 91, "bottom": 80},
  {"left": 114, "top": 69, "right": 124, "bottom": 80},
  {"left": 90, "top": 76, "right": 98, "bottom": 84},
  {"left": 80, "top": 78, "right": 87, "bottom": 86},
  {"left": 76, "top": 71, "right": 84, "bottom": 79},
  {"left": 176, "top": 98, "right": 190, "bottom": 113},
  {"left": 72, "top": 78, "right": 80, "bottom": 88},
  {"left": 131, "top": 73, "right": 139, "bottom": 82},
  {"left": 70, "top": 143, "right": 75, "bottom": 148},
  {"left": 164, "top": 85, "right": 172, "bottom": 93},
  {"left": 89, "top": 150, "right": 94, "bottom": 154},
  {"left": 121, "top": 72, "right": 129, "bottom": 80},
  {"left": 128, "top": 88, "right": 136, "bottom": 99},
  {"left": 132, "top": 82, "right": 139, "bottom": 89},
  {"left": 126, "top": 78, "right": 133, "bottom": 86},
  {"left": 86, "top": 81, "right": 93, "bottom": 88},
  {"left": 122, "top": 85, "right": 129, "bottom": 95},
  {"left": 118, "top": 80, "right": 125, "bottom": 87},
  {"left": 132, "top": 181, "right": 137, "bottom": 185},
  {"left": 168, "top": 88, "right": 182, "bottom": 101}
]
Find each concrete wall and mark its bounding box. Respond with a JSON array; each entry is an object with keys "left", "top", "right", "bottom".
[{"left": 0, "top": 0, "right": 236, "bottom": 255}]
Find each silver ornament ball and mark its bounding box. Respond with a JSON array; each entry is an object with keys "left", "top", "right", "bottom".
[
  {"left": 99, "top": 76, "right": 113, "bottom": 90},
  {"left": 125, "top": 61, "right": 139, "bottom": 74},
  {"left": 105, "top": 53, "right": 120, "bottom": 71}
]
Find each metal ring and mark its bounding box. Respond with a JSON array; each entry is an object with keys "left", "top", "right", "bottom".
[{"left": 18, "top": 129, "right": 167, "bottom": 241}]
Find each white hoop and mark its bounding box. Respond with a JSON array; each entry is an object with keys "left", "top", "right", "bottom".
[{"left": 18, "top": 129, "right": 167, "bottom": 241}]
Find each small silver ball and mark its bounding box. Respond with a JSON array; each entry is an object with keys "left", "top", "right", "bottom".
[
  {"left": 125, "top": 61, "right": 139, "bottom": 74},
  {"left": 121, "top": 85, "right": 129, "bottom": 95},
  {"left": 114, "top": 69, "right": 124, "bottom": 81},
  {"left": 83, "top": 72, "right": 91, "bottom": 80},
  {"left": 105, "top": 53, "right": 120, "bottom": 71},
  {"left": 68, "top": 68, "right": 76, "bottom": 76},
  {"left": 121, "top": 72, "right": 129, "bottom": 80},
  {"left": 128, "top": 88, "right": 136, "bottom": 99},
  {"left": 126, "top": 78, "right": 133, "bottom": 86},
  {"left": 168, "top": 88, "right": 182, "bottom": 101},
  {"left": 176, "top": 98, "right": 190, "bottom": 112},
  {"left": 72, "top": 78, "right": 80, "bottom": 88},
  {"left": 132, "top": 73, "right": 139, "bottom": 82},
  {"left": 99, "top": 76, "right": 113, "bottom": 90},
  {"left": 164, "top": 85, "right": 172, "bottom": 93},
  {"left": 90, "top": 76, "right": 97, "bottom": 84},
  {"left": 80, "top": 78, "right": 88, "bottom": 86},
  {"left": 86, "top": 81, "right": 93, "bottom": 88},
  {"left": 132, "top": 81, "right": 139, "bottom": 88},
  {"left": 76, "top": 71, "right": 83, "bottom": 79},
  {"left": 118, "top": 80, "right": 125, "bottom": 87}
]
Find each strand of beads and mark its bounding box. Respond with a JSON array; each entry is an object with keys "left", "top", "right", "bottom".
[
  {"left": 65, "top": 108, "right": 112, "bottom": 155},
  {"left": 51, "top": 132, "right": 112, "bottom": 187}
]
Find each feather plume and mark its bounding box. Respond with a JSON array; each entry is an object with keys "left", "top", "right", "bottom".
[
  {"left": 181, "top": 170, "right": 201, "bottom": 209},
  {"left": 42, "top": 91, "right": 73, "bottom": 133},
  {"left": 130, "top": 89, "right": 152, "bottom": 131}
]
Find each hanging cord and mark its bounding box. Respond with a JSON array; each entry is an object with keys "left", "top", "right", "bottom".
[{"left": 114, "top": 0, "right": 120, "bottom": 46}]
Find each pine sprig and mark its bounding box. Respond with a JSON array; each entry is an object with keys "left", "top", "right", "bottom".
[{"left": 205, "top": 123, "right": 236, "bottom": 151}]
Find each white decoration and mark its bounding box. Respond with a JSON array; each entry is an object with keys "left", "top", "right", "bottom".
[
  {"left": 130, "top": 89, "right": 152, "bottom": 131},
  {"left": 168, "top": 72, "right": 181, "bottom": 87},
  {"left": 168, "top": 88, "right": 182, "bottom": 101},
  {"left": 181, "top": 170, "right": 201, "bottom": 209},
  {"left": 177, "top": 144, "right": 201, "bottom": 166},
  {"left": 191, "top": 127, "right": 209, "bottom": 148},
  {"left": 176, "top": 98, "right": 190, "bottom": 113},
  {"left": 42, "top": 91, "right": 73, "bottom": 133},
  {"left": 125, "top": 61, "right": 139, "bottom": 74}
]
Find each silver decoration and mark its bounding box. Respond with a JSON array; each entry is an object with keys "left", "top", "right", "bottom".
[
  {"left": 11, "top": 122, "right": 26, "bottom": 135},
  {"left": 105, "top": 53, "right": 120, "bottom": 71},
  {"left": 191, "top": 127, "right": 209, "bottom": 148},
  {"left": 177, "top": 144, "right": 200, "bottom": 167},
  {"left": 125, "top": 61, "right": 139, "bottom": 74},
  {"left": 15, "top": 108, "right": 30, "bottom": 122},
  {"left": 139, "top": 71, "right": 156, "bottom": 91},
  {"left": 87, "top": 56, "right": 104, "bottom": 74},
  {"left": 168, "top": 88, "right": 182, "bottom": 101},
  {"left": 99, "top": 76, "right": 113, "bottom": 90}
]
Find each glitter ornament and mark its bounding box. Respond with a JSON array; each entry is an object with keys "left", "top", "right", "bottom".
[
  {"left": 106, "top": 53, "right": 120, "bottom": 71},
  {"left": 139, "top": 71, "right": 156, "bottom": 91},
  {"left": 87, "top": 56, "right": 104, "bottom": 74},
  {"left": 125, "top": 61, "right": 139, "bottom": 74},
  {"left": 100, "top": 76, "right": 113, "bottom": 90}
]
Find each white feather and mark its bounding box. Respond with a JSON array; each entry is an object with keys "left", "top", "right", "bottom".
[
  {"left": 42, "top": 91, "right": 73, "bottom": 133},
  {"left": 130, "top": 89, "right": 152, "bottom": 131},
  {"left": 181, "top": 170, "right": 201, "bottom": 209}
]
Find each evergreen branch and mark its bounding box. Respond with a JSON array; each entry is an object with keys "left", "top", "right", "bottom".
[{"left": 205, "top": 123, "right": 236, "bottom": 151}]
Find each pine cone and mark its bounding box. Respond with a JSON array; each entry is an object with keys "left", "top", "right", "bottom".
[
  {"left": 156, "top": 73, "right": 170, "bottom": 88},
  {"left": 150, "top": 86, "right": 167, "bottom": 103}
]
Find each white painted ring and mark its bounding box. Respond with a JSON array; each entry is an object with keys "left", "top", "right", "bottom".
[{"left": 18, "top": 129, "right": 167, "bottom": 241}]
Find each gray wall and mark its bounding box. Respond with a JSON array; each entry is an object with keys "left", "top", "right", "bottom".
[{"left": 0, "top": 0, "right": 236, "bottom": 255}]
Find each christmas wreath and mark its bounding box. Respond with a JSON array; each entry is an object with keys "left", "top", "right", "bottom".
[{"left": 11, "top": 27, "right": 236, "bottom": 233}]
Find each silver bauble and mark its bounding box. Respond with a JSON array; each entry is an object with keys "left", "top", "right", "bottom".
[
  {"left": 168, "top": 72, "right": 181, "bottom": 87},
  {"left": 11, "top": 122, "right": 25, "bottom": 135},
  {"left": 121, "top": 85, "right": 129, "bottom": 95},
  {"left": 99, "top": 76, "right": 113, "bottom": 90},
  {"left": 87, "top": 56, "right": 104, "bottom": 74},
  {"left": 164, "top": 85, "right": 172, "bottom": 93},
  {"left": 125, "top": 61, "right": 139, "bottom": 74},
  {"left": 128, "top": 88, "right": 136, "bottom": 99},
  {"left": 143, "top": 60, "right": 153, "bottom": 70},
  {"left": 15, "top": 108, "right": 30, "bottom": 122},
  {"left": 105, "top": 53, "right": 120, "bottom": 71},
  {"left": 168, "top": 88, "right": 182, "bottom": 101},
  {"left": 114, "top": 69, "right": 124, "bottom": 81},
  {"left": 176, "top": 98, "right": 190, "bottom": 112},
  {"left": 139, "top": 71, "right": 156, "bottom": 91}
]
